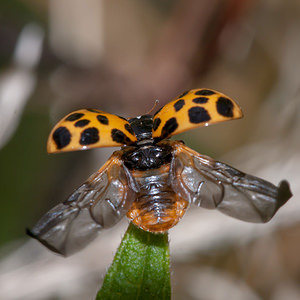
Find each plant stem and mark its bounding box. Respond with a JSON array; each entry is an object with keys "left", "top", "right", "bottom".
[{"left": 95, "top": 223, "right": 171, "bottom": 300}]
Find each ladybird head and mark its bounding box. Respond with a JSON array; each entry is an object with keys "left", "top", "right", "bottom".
[{"left": 128, "top": 114, "right": 153, "bottom": 143}]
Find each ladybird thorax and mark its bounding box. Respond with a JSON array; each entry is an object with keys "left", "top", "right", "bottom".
[
  {"left": 121, "top": 142, "right": 173, "bottom": 171},
  {"left": 128, "top": 114, "right": 153, "bottom": 143}
]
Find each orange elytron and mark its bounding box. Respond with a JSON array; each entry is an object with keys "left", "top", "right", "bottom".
[{"left": 28, "top": 89, "right": 292, "bottom": 256}]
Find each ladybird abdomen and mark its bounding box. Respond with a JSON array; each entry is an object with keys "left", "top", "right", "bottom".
[{"left": 126, "top": 165, "right": 188, "bottom": 232}]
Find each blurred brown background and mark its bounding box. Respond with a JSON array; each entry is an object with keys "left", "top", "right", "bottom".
[{"left": 0, "top": 0, "right": 299, "bottom": 299}]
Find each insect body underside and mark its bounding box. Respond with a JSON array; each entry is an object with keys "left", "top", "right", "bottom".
[{"left": 127, "top": 164, "right": 188, "bottom": 232}]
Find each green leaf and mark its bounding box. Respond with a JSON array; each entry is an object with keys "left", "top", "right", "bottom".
[{"left": 95, "top": 223, "right": 171, "bottom": 300}]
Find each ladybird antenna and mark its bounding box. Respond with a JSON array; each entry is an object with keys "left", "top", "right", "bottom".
[{"left": 145, "top": 99, "right": 160, "bottom": 115}]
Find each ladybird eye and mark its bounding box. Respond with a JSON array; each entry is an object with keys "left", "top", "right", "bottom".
[
  {"left": 47, "top": 109, "right": 137, "bottom": 153},
  {"left": 152, "top": 88, "right": 243, "bottom": 140}
]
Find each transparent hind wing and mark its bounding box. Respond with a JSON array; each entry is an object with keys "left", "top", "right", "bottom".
[
  {"left": 169, "top": 141, "right": 292, "bottom": 223},
  {"left": 28, "top": 152, "right": 138, "bottom": 256}
]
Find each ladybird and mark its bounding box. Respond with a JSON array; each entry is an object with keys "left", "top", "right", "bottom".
[{"left": 28, "top": 89, "right": 292, "bottom": 256}]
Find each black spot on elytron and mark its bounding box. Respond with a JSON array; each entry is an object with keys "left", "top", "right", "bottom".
[
  {"left": 74, "top": 119, "right": 90, "bottom": 127},
  {"left": 188, "top": 107, "right": 211, "bottom": 124},
  {"left": 97, "top": 114, "right": 109, "bottom": 125},
  {"left": 195, "top": 89, "right": 216, "bottom": 96},
  {"left": 80, "top": 127, "right": 99, "bottom": 145},
  {"left": 153, "top": 107, "right": 162, "bottom": 116},
  {"left": 111, "top": 129, "right": 132, "bottom": 144},
  {"left": 125, "top": 123, "right": 134, "bottom": 135},
  {"left": 65, "top": 113, "right": 84, "bottom": 121},
  {"left": 216, "top": 97, "right": 234, "bottom": 117},
  {"left": 161, "top": 117, "right": 178, "bottom": 138},
  {"left": 174, "top": 99, "right": 185, "bottom": 112},
  {"left": 192, "top": 97, "right": 209, "bottom": 104},
  {"left": 176, "top": 90, "right": 189, "bottom": 99},
  {"left": 153, "top": 118, "right": 161, "bottom": 131},
  {"left": 52, "top": 126, "right": 71, "bottom": 149},
  {"left": 87, "top": 108, "right": 101, "bottom": 113}
]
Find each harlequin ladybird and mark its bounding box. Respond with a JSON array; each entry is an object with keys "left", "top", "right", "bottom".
[{"left": 28, "top": 89, "right": 292, "bottom": 256}]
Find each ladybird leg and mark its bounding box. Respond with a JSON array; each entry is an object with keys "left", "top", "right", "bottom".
[
  {"left": 28, "top": 151, "right": 138, "bottom": 256},
  {"left": 169, "top": 141, "right": 292, "bottom": 223}
]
